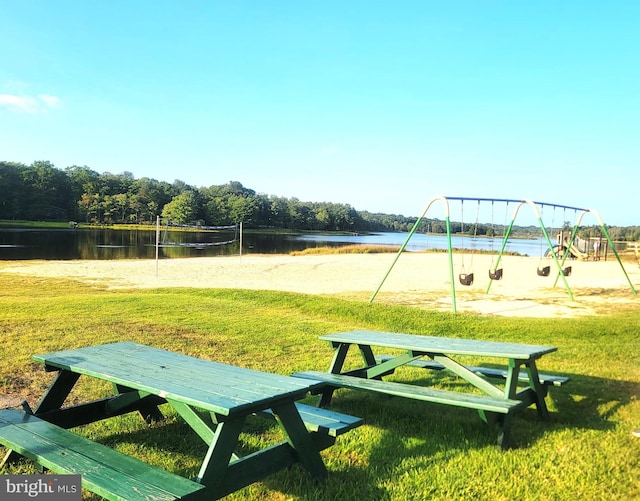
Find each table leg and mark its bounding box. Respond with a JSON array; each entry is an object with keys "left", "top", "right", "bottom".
[
  {"left": 504, "top": 359, "right": 522, "bottom": 399},
  {"left": 2, "top": 370, "right": 80, "bottom": 467},
  {"left": 523, "top": 361, "right": 550, "bottom": 420},
  {"left": 496, "top": 414, "right": 513, "bottom": 450},
  {"left": 356, "top": 344, "right": 377, "bottom": 368},
  {"left": 328, "top": 343, "right": 351, "bottom": 373},
  {"left": 33, "top": 370, "right": 80, "bottom": 415},
  {"left": 196, "top": 417, "right": 246, "bottom": 495},
  {"left": 320, "top": 343, "right": 352, "bottom": 407},
  {"left": 272, "top": 402, "right": 328, "bottom": 480}
]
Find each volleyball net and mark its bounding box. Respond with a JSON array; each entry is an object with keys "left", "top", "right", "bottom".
[{"left": 161, "top": 221, "right": 239, "bottom": 247}]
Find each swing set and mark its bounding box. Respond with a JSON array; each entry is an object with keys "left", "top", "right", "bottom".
[{"left": 369, "top": 196, "right": 637, "bottom": 313}]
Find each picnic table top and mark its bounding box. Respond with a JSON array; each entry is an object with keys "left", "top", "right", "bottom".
[
  {"left": 33, "top": 342, "right": 325, "bottom": 417},
  {"left": 320, "top": 330, "right": 557, "bottom": 359}
]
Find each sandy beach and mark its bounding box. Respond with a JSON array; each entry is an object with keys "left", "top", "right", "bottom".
[{"left": 1, "top": 252, "right": 638, "bottom": 317}]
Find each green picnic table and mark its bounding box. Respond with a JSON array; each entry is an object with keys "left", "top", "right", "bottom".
[
  {"left": 293, "top": 330, "right": 569, "bottom": 448},
  {"left": 0, "top": 342, "right": 362, "bottom": 500}
]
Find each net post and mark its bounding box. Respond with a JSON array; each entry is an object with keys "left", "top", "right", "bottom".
[{"left": 155, "top": 215, "right": 160, "bottom": 277}]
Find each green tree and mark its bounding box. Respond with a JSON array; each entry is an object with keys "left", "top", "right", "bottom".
[
  {"left": 129, "top": 177, "right": 174, "bottom": 223},
  {"left": 227, "top": 194, "right": 257, "bottom": 224},
  {"left": 66, "top": 165, "right": 100, "bottom": 201},
  {"left": 268, "top": 196, "right": 291, "bottom": 228},
  {"left": 162, "top": 191, "right": 198, "bottom": 223},
  {"left": 203, "top": 197, "right": 230, "bottom": 225},
  {"left": 112, "top": 193, "right": 129, "bottom": 222},
  {"left": 0, "top": 161, "right": 26, "bottom": 219},
  {"left": 77, "top": 193, "right": 100, "bottom": 222},
  {"left": 315, "top": 207, "right": 331, "bottom": 229},
  {"left": 100, "top": 195, "right": 118, "bottom": 223},
  {"left": 21, "top": 161, "right": 72, "bottom": 219}
]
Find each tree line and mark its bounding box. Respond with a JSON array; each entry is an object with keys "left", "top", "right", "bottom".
[
  {"left": 1, "top": 160, "right": 639, "bottom": 241},
  {"left": 0, "top": 160, "right": 409, "bottom": 232}
]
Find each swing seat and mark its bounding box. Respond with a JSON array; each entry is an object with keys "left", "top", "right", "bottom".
[
  {"left": 563, "top": 266, "right": 572, "bottom": 276},
  {"left": 537, "top": 266, "right": 551, "bottom": 277},
  {"left": 489, "top": 268, "right": 503, "bottom": 280},
  {"left": 459, "top": 273, "right": 474, "bottom": 286}
]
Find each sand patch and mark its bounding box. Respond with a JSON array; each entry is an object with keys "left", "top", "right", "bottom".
[{"left": 1, "top": 253, "right": 638, "bottom": 317}]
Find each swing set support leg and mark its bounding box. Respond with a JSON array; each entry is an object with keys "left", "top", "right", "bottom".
[
  {"left": 551, "top": 209, "right": 636, "bottom": 296},
  {"left": 369, "top": 196, "right": 458, "bottom": 314},
  {"left": 446, "top": 216, "right": 456, "bottom": 313},
  {"left": 538, "top": 217, "right": 574, "bottom": 300},
  {"left": 578, "top": 209, "right": 637, "bottom": 295},
  {"left": 601, "top": 227, "right": 637, "bottom": 295}
]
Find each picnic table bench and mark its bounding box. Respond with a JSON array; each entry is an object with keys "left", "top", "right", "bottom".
[
  {"left": 0, "top": 342, "right": 362, "bottom": 500},
  {"left": 293, "top": 330, "right": 568, "bottom": 448}
]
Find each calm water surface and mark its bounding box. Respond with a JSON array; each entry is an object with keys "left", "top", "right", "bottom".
[{"left": 0, "top": 228, "right": 548, "bottom": 260}]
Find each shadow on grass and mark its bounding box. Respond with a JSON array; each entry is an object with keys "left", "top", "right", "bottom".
[
  {"left": 93, "top": 411, "right": 384, "bottom": 500},
  {"left": 545, "top": 372, "right": 640, "bottom": 431},
  {"left": 78, "top": 369, "right": 637, "bottom": 500},
  {"left": 326, "top": 367, "right": 639, "bottom": 447}
]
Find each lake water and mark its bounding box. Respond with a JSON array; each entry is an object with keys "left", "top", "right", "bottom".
[
  {"left": 0, "top": 228, "right": 550, "bottom": 260},
  {"left": 296, "top": 232, "right": 548, "bottom": 256}
]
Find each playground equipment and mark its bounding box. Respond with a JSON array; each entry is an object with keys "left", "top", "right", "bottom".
[
  {"left": 550, "top": 231, "right": 605, "bottom": 261},
  {"left": 488, "top": 200, "right": 507, "bottom": 281},
  {"left": 458, "top": 200, "right": 478, "bottom": 286},
  {"left": 369, "top": 196, "right": 637, "bottom": 313}
]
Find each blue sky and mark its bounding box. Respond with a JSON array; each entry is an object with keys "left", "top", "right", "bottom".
[{"left": 1, "top": 1, "right": 639, "bottom": 226}]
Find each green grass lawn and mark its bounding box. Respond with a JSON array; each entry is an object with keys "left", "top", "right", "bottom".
[{"left": 0, "top": 274, "right": 638, "bottom": 500}]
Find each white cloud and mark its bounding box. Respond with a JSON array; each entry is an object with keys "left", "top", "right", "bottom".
[
  {"left": 0, "top": 93, "right": 62, "bottom": 113},
  {"left": 0, "top": 94, "right": 37, "bottom": 112},
  {"left": 38, "top": 94, "right": 61, "bottom": 107}
]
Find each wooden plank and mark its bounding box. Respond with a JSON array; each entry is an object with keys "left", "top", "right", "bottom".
[
  {"left": 292, "top": 372, "right": 523, "bottom": 414},
  {"left": 374, "top": 355, "right": 570, "bottom": 386},
  {"left": 258, "top": 403, "right": 363, "bottom": 438},
  {"left": 34, "top": 394, "right": 166, "bottom": 429},
  {"left": 218, "top": 441, "right": 300, "bottom": 499},
  {"left": 0, "top": 409, "right": 205, "bottom": 501},
  {"left": 431, "top": 354, "right": 506, "bottom": 399},
  {"left": 33, "top": 343, "right": 324, "bottom": 417},
  {"left": 321, "top": 331, "right": 557, "bottom": 359},
  {"left": 216, "top": 428, "right": 368, "bottom": 498}
]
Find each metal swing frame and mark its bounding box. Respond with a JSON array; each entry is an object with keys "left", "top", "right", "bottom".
[{"left": 369, "top": 196, "right": 637, "bottom": 314}]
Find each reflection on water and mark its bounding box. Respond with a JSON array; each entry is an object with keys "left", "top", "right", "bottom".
[{"left": 0, "top": 228, "right": 550, "bottom": 260}]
